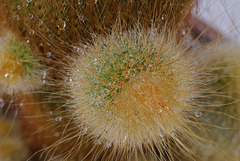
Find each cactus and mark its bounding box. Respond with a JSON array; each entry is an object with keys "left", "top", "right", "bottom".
[
  {"left": 61, "top": 24, "right": 208, "bottom": 160},
  {"left": 0, "top": 30, "right": 42, "bottom": 95}
]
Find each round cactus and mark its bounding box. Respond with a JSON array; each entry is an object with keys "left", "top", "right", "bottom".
[
  {"left": 63, "top": 25, "right": 207, "bottom": 160},
  {"left": 0, "top": 30, "right": 42, "bottom": 95}
]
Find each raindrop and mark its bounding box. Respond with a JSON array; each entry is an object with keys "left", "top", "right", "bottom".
[
  {"left": 83, "top": 44, "right": 87, "bottom": 49},
  {"left": 13, "top": 15, "right": 20, "bottom": 21},
  {"left": 29, "top": 29, "right": 35, "bottom": 35},
  {"left": 78, "top": 15, "right": 85, "bottom": 22},
  {"left": 83, "top": 128, "right": 88, "bottom": 134},
  {"left": 195, "top": 111, "right": 202, "bottom": 118},
  {"left": 122, "top": 136, "right": 127, "bottom": 143},
  {"left": 29, "top": 13, "right": 33, "bottom": 20},
  {"left": 158, "top": 109, "right": 162, "bottom": 113},
  {"left": 58, "top": 19, "right": 66, "bottom": 30},
  {"left": 46, "top": 52, "right": 52, "bottom": 58},
  {"left": 55, "top": 116, "right": 62, "bottom": 122},
  {"left": 17, "top": 5, "right": 21, "bottom": 10},
  {"left": 48, "top": 34, "right": 53, "bottom": 39},
  {"left": 73, "top": 46, "right": 79, "bottom": 52},
  {"left": 182, "top": 30, "right": 186, "bottom": 35}
]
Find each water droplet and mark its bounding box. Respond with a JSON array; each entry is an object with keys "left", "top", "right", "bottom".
[
  {"left": 13, "top": 15, "right": 20, "bottom": 21},
  {"left": 195, "top": 111, "right": 202, "bottom": 118},
  {"left": 73, "top": 46, "right": 79, "bottom": 52},
  {"left": 58, "top": 19, "right": 66, "bottom": 30},
  {"left": 19, "top": 102, "right": 23, "bottom": 107},
  {"left": 83, "top": 128, "right": 88, "bottom": 134},
  {"left": 49, "top": 111, "right": 53, "bottom": 115},
  {"left": 27, "top": 0, "right": 32, "bottom": 3},
  {"left": 29, "top": 13, "right": 33, "bottom": 20},
  {"left": 78, "top": 15, "right": 85, "bottom": 22},
  {"left": 17, "top": 5, "right": 21, "bottom": 10},
  {"left": 29, "top": 29, "right": 35, "bottom": 35},
  {"left": 122, "top": 136, "right": 127, "bottom": 143},
  {"left": 4, "top": 73, "right": 8, "bottom": 78},
  {"left": 182, "top": 30, "right": 186, "bottom": 35},
  {"left": 48, "top": 34, "right": 53, "bottom": 39},
  {"left": 0, "top": 98, "right": 5, "bottom": 108},
  {"left": 47, "top": 52, "right": 52, "bottom": 57},
  {"left": 55, "top": 117, "right": 62, "bottom": 122}
]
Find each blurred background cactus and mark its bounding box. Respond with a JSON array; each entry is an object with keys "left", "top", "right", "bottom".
[{"left": 0, "top": 0, "right": 240, "bottom": 161}]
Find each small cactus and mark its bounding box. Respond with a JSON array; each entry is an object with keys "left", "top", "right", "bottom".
[{"left": 64, "top": 25, "right": 206, "bottom": 160}]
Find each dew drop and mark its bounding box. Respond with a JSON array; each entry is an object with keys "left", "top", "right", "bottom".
[
  {"left": 46, "top": 52, "right": 52, "bottom": 58},
  {"left": 83, "top": 128, "right": 88, "bottom": 134},
  {"left": 158, "top": 109, "right": 162, "bottom": 113},
  {"left": 58, "top": 19, "right": 66, "bottom": 30},
  {"left": 29, "top": 29, "right": 35, "bottom": 35},
  {"left": 122, "top": 136, "right": 127, "bottom": 143},
  {"left": 0, "top": 98, "right": 5, "bottom": 108},
  {"left": 55, "top": 117, "right": 62, "bottom": 122},
  {"left": 4, "top": 73, "right": 8, "bottom": 78},
  {"left": 29, "top": 13, "right": 33, "bottom": 20},
  {"left": 78, "top": 15, "right": 85, "bottom": 22},
  {"left": 195, "top": 111, "right": 202, "bottom": 118},
  {"left": 83, "top": 44, "right": 87, "bottom": 49},
  {"left": 182, "top": 30, "right": 186, "bottom": 35},
  {"left": 17, "top": 5, "right": 21, "bottom": 10},
  {"left": 13, "top": 15, "right": 20, "bottom": 21}
]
